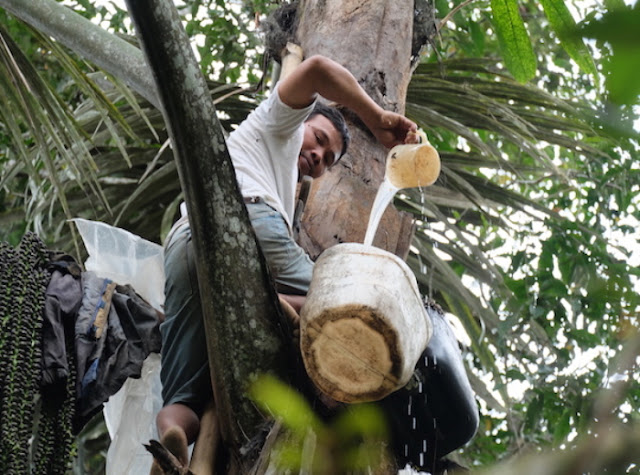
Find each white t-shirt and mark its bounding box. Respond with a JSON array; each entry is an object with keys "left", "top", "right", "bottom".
[{"left": 227, "top": 85, "right": 316, "bottom": 229}]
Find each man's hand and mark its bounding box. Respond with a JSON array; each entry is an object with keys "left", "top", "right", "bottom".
[
  {"left": 370, "top": 110, "right": 419, "bottom": 149},
  {"left": 279, "top": 294, "right": 305, "bottom": 317},
  {"left": 278, "top": 294, "right": 302, "bottom": 345}
]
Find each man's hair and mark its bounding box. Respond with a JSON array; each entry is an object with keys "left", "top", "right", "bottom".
[{"left": 307, "top": 102, "right": 351, "bottom": 159}]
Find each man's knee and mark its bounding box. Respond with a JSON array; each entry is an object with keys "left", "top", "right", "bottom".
[{"left": 156, "top": 403, "right": 200, "bottom": 445}]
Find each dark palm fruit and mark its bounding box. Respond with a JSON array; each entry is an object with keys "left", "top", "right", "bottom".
[{"left": 0, "top": 233, "right": 76, "bottom": 474}]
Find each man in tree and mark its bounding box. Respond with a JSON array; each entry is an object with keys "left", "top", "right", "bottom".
[{"left": 153, "top": 55, "right": 418, "bottom": 470}]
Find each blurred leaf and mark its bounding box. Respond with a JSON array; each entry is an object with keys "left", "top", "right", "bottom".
[
  {"left": 552, "top": 408, "right": 572, "bottom": 444},
  {"left": 332, "top": 404, "right": 388, "bottom": 440},
  {"left": 578, "top": 4, "right": 640, "bottom": 105},
  {"left": 539, "top": 0, "right": 598, "bottom": 81},
  {"left": 248, "top": 374, "right": 325, "bottom": 438},
  {"left": 469, "top": 20, "right": 486, "bottom": 56}
]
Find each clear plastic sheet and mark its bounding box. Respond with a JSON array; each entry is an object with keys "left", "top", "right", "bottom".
[{"left": 73, "top": 219, "right": 165, "bottom": 475}]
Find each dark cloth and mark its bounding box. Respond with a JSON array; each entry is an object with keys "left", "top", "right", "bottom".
[
  {"left": 41, "top": 256, "right": 83, "bottom": 389},
  {"left": 74, "top": 271, "right": 162, "bottom": 430},
  {"left": 380, "top": 302, "right": 479, "bottom": 472},
  {"left": 41, "top": 256, "right": 162, "bottom": 434}
]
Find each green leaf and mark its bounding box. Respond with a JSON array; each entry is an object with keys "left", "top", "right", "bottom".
[
  {"left": 490, "top": 0, "right": 537, "bottom": 82},
  {"left": 506, "top": 368, "right": 526, "bottom": 381},
  {"left": 578, "top": 5, "right": 640, "bottom": 105},
  {"left": 539, "top": 0, "right": 598, "bottom": 82},
  {"left": 248, "top": 374, "right": 326, "bottom": 438},
  {"left": 332, "top": 404, "right": 388, "bottom": 440},
  {"left": 604, "top": 0, "right": 627, "bottom": 11},
  {"left": 469, "top": 20, "right": 486, "bottom": 56},
  {"left": 553, "top": 408, "right": 572, "bottom": 443},
  {"left": 525, "top": 392, "right": 543, "bottom": 431}
]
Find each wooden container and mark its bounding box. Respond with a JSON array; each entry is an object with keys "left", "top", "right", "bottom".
[{"left": 300, "top": 243, "right": 432, "bottom": 403}]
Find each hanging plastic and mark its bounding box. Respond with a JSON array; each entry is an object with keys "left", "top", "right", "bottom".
[{"left": 73, "top": 219, "right": 165, "bottom": 475}]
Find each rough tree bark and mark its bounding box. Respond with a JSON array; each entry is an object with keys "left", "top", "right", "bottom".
[
  {"left": 123, "top": 0, "right": 292, "bottom": 471},
  {"left": 295, "top": 0, "right": 417, "bottom": 260}
]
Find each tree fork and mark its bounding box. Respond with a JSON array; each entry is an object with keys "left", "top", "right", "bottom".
[{"left": 124, "top": 0, "right": 292, "bottom": 469}]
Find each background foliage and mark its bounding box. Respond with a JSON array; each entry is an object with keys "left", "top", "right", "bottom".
[{"left": 0, "top": 0, "right": 638, "bottom": 473}]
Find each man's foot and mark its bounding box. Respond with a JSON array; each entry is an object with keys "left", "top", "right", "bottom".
[
  {"left": 162, "top": 426, "right": 189, "bottom": 466},
  {"left": 149, "top": 426, "right": 189, "bottom": 474}
]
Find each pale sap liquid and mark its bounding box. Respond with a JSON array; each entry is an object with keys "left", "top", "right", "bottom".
[
  {"left": 363, "top": 140, "right": 440, "bottom": 246},
  {"left": 363, "top": 179, "right": 398, "bottom": 246}
]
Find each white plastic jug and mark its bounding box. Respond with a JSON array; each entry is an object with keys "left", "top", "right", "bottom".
[{"left": 300, "top": 243, "right": 432, "bottom": 403}]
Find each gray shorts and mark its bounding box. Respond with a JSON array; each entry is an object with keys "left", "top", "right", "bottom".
[
  {"left": 246, "top": 200, "right": 313, "bottom": 295},
  {"left": 160, "top": 224, "right": 211, "bottom": 413},
  {"left": 160, "top": 202, "right": 313, "bottom": 410}
]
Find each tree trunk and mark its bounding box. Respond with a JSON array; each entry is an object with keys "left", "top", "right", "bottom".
[
  {"left": 124, "top": 0, "right": 291, "bottom": 471},
  {"left": 245, "top": 3, "right": 419, "bottom": 472},
  {"left": 295, "top": 0, "right": 417, "bottom": 259}
]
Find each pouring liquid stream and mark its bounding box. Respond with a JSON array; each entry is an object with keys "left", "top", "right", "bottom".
[
  {"left": 363, "top": 179, "right": 398, "bottom": 246},
  {"left": 363, "top": 130, "right": 441, "bottom": 246}
]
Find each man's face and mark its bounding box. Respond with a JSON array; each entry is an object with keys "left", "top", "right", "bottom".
[{"left": 298, "top": 114, "right": 343, "bottom": 179}]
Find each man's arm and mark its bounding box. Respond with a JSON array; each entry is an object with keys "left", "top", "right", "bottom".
[
  {"left": 277, "top": 55, "right": 418, "bottom": 148},
  {"left": 278, "top": 293, "right": 305, "bottom": 316}
]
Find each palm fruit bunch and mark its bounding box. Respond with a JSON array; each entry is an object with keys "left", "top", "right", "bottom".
[{"left": 0, "top": 233, "right": 76, "bottom": 474}]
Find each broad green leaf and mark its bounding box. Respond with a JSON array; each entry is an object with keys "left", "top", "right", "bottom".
[
  {"left": 248, "top": 374, "right": 326, "bottom": 438},
  {"left": 490, "top": 0, "right": 537, "bottom": 82},
  {"left": 539, "top": 0, "right": 598, "bottom": 82},
  {"left": 578, "top": 5, "right": 640, "bottom": 105}
]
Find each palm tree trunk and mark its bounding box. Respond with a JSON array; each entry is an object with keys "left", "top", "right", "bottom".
[
  {"left": 295, "top": 0, "right": 417, "bottom": 259},
  {"left": 124, "top": 0, "right": 290, "bottom": 470}
]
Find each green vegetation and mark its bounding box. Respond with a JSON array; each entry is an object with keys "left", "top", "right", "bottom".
[
  {"left": 0, "top": 0, "right": 638, "bottom": 472},
  {"left": 0, "top": 234, "right": 76, "bottom": 474}
]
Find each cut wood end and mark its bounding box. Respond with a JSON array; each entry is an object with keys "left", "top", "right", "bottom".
[{"left": 301, "top": 308, "right": 401, "bottom": 402}]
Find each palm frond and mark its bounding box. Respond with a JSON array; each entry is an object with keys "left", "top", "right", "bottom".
[{"left": 403, "top": 57, "right": 617, "bottom": 392}]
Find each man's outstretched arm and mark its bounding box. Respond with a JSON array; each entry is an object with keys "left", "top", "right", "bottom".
[{"left": 278, "top": 55, "right": 418, "bottom": 149}]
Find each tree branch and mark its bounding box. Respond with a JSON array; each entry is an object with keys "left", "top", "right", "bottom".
[{"left": 0, "top": 0, "right": 160, "bottom": 108}]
